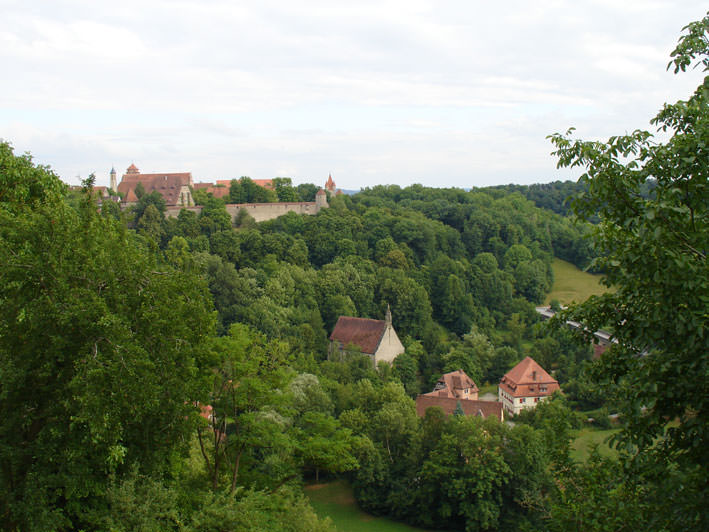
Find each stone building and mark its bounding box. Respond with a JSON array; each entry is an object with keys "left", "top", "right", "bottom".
[
  {"left": 329, "top": 306, "right": 405, "bottom": 365},
  {"left": 116, "top": 164, "right": 194, "bottom": 206}
]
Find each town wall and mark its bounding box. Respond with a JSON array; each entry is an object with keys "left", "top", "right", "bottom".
[{"left": 164, "top": 200, "right": 325, "bottom": 223}]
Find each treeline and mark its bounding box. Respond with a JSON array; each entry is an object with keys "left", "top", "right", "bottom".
[
  {"left": 1, "top": 141, "right": 597, "bottom": 531},
  {"left": 191, "top": 176, "right": 320, "bottom": 205},
  {"left": 118, "top": 177, "right": 596, "bottom": 389},
  {"left": 485, "top": 179, "right": 657, "bottom": 220}
]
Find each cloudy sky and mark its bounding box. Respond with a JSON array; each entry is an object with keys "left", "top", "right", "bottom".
[{"left": 1, "top": 1, "right": 706, "bottom": 190}]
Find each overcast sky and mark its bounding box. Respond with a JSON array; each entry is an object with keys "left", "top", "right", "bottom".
[{"left": 1, "top": 1, "right": 706, "bottom": 190}]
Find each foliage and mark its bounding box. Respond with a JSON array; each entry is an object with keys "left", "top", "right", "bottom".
[
  {"left": 0, "top": 155, "right": 214, "bottom": 530},
  {"left": 549, "top": 13, "right": 709, "bottom": 530},
  {"left": 0, "top": 141, "right": 66, "bottom": 210}
]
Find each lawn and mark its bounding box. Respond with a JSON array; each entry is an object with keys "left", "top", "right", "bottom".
[
  {"left": 305, "top": 480, "right": 432, "bottom": 532},
  {"left": 478, "top": 382, "right": 498, "bottom": 396},
  {"left": 546, "top": 258, "right": 609, "bottom": 306},
  {"left": 570, "top": 427, "right": 621, "bottom": 462}
]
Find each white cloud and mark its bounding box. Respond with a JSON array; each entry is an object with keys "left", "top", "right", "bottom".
[{"left": 1, "top": 0, "right": 706, "bottom": 188}]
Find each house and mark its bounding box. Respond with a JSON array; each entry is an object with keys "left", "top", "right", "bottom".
[
  {"left": 423, "top": 370, "right": 479, "bottom": 400},
  {"left": 498, "top": 356, "right": 559, "bottom": 415},
  {"left": 117, "top": 164, "right": 194, "bottom": 206},
  {"left": 416, "top": 369, "right": 503, "bottom": 421},
  {"left": 329, "top": 305, "right": 405, "bottom": 365},
  {"left": 415, "top": 395, "right": 504, "bottom": 421}
]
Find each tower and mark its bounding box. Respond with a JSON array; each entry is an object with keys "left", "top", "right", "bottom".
[
  {"left": 315, "top": 188, "right": 328, "bottom": 210},
  {"left": 385, "top": 303, "right": 392, "bottom": 327},
  {"left": 325, "top": 173, "right": 336, "bottom": 193},
  {"left": 110, "top": 166, "right": 117, "bottom": 192}
]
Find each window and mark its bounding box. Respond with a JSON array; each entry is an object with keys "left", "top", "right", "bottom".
[
  {"left": 519, "top": 398, "right": 526, "bottom": 403},
  {"left": 534, "top": 397, "right": 539, "bottom": 403}
]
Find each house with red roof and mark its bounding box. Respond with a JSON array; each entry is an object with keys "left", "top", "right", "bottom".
[
  {"left": 498, "top": 356, "right": 559, "bottom": 415},
  {"left": 423, "top": 370, "right": 479, "bottom": 401},
  {"left": 415, "top": 369, "right": 504, "bottom": 421},
  {"left": 329, "top": 305, "right": 405, "bottom": 365},
  {"left": 117, "top": 164, "right": 194, "bottom": 206}
]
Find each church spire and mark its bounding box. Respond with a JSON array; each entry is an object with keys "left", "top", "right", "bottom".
[
  {"left": 385, "top": 303, "right": 392, "bottom": 327},
  {"left": 110, "top": 166, "right": 117, "bottom": 192}
]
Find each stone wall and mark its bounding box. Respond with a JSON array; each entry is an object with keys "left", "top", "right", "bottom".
[{"left": 163, "top": 200, "right": 324, "bottom": 223}]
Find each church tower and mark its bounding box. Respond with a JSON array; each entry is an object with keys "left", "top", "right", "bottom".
[{"left": 110, "top": 166, "right": 117, "bottom": 192}]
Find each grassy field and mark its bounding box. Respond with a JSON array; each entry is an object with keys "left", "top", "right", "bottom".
[
  {"left": 305, "top": 481, "right": 432, "bottom": 532},
  {"left": 546, "top": 258, "right": 609, "bottom": 306},
  {"left": 570, "top": 427, "right": 621, "bottom": 462},
  {"left": 478, "top": 383, "right": 498, "bottom": 396}
]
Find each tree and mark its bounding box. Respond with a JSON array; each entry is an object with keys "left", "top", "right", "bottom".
[
  {"left": 199, "top": 196, "right": 232, "bottom": 235},
  {"left": 0, "top": 157, "right": 215, "bottom": 530},
  {"left": 198, "top": 324, "right": 291, "bottom": 493},
  {"left": 416, "top": 416, "right": 511, "bottom": 531},
  {"left": 548, "top": 14, "right": 709, "bottom": 529},
  {"left": 272, "top": 177, "right": 299, "bottom": 202}
]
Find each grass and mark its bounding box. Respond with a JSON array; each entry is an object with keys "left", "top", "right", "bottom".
[
  {"left": 478, "top": 383, "right": 498, "bottom": 396},
  {"left": 570, "top": 427, "right": 621, "bottom": 462},
  {"left": 305, "top": 480, "right": 432, "bottom": 532},
  {"left": 546, "top": 258, "right": 609, "bottom": 306}
]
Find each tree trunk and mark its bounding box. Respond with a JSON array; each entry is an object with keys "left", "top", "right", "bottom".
[{"left": 230, "top": 448, "right": 243, "bottom": 494}]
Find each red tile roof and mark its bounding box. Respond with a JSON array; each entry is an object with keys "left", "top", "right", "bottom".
[
  {"left": 212, "top": 178, "right": 273, "bottom": 189},
  {"left": 415, "top": 395, "right": 503, "bottom": 421},
  {"left": 330, "top": 316, "right": 387, "bottom": 355},
  {"left": 499, "top": 356, "right": 559, "bottom": 398},
  {"left": 325, "top": 174, "right": 336, "bottom": 192},
  {"left": 193, "top": 182, "right": 230, "bottom": 199},
  {"left": 118, "top": 171, "right": 193, "bottom": 206},
  {"left": 252, "top": 179, "right": 273, "bottom": 189},
  {"left": 424, "top": 370, "right": 478, "bottom": 399}
]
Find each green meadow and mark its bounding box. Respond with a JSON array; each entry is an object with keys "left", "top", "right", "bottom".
[
  {"left": 570, "top": 427, "right": 621, "bottom": 462},
  {"left": 546, "top": 258, "right": 609, "bottom": 306},
  {"left": 305, "top": 481, "right": 432, "bottom": 532}
]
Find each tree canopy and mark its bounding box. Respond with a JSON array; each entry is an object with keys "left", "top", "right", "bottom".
[{"left": 549, "top": 13, "right": 709, "bottom": 530}]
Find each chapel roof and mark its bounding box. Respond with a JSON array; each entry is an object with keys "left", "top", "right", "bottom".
[{"left": 330, "top": 316, "right": 388, "bottom": 355}]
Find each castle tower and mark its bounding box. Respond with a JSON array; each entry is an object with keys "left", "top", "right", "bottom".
[
  {"left": 110, "top": 166, "right": 117, "bottom": 192},
  {"left": 315, "top": 188, "right": 328, "bottom": 210},
  {"left": 126, "top": 163, "right": 140, "bottom": 175},
  {"left": 325, "top": 173, "right": 336, "bottom": 193}
]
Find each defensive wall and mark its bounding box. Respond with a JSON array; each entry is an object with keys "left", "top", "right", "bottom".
[{"left": 164, "top": 200, "right": 325, "bottom": 223}]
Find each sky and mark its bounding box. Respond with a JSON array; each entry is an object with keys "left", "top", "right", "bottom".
[{"left": 1, "top": 1, "right": 706, "bottom": 190}]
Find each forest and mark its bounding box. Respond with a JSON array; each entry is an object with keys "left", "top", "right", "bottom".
[{"left": 1, "top": 14, "right": 707, "bottom": 532}]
